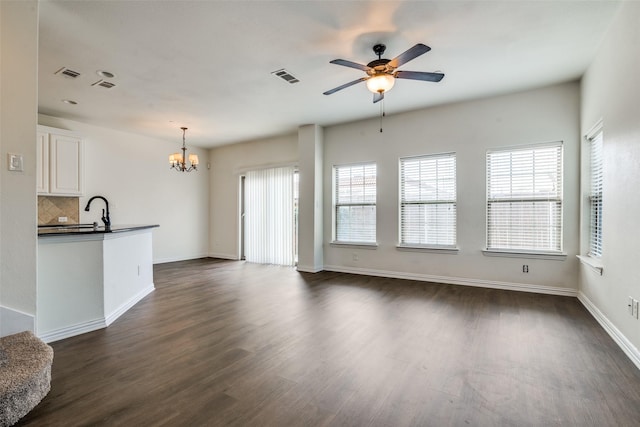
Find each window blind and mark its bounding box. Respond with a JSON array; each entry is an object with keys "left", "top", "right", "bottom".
[
  {"left": 244, "top": 166, "right": 296, "bottom": 266},
  {"left": 589, "top": 130, "right": 603, "bottom": 257},
  {"left": 334, "top": 163, "right": 377, "bottom": 243},
  {"left": 486, "top": 142, "right": 563, "bottom": 252},
  {"left": 400, "top": 153, "right": 456, "bottom": 247}
]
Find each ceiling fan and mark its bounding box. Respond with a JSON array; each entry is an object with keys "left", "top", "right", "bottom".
[{"left": 323, "top": 43, "right": 444, "bottom": 103}]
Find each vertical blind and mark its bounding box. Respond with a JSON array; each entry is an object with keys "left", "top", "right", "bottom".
[
  {"left": 400, "top": 153, "right": 456, "bottom": 247},
  {"left": 334, "top": 163, "right": 377, "bottom": 243},
  {"left": 486, "top": 142, "right": 563, "bottom": 252},
  {"left": 589, "top": 130, "right": 603, "bottom": 257},
  {"left": 244, "top": 166, "right": 295, "bottom": 266}
]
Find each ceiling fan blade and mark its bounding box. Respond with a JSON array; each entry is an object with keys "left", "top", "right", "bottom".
[
  {"left": 388, "top": 43, "right": 431, "bottom": 68},
  {"left": 395, "top": 70, "right": 444, "bottom": 82},
  {"left": 373, "top": 92, "right": 384, "bottom": 103},
  {"left": 323, "top": 77, "right": 368, "bottom": 95},
  {"left": 329, "top": 59, "right": 371, "bottom": 72}
]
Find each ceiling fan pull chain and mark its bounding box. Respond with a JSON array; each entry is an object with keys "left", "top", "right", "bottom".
[{"left": 379, "top": 97, "right": 385, "bottom": 133}]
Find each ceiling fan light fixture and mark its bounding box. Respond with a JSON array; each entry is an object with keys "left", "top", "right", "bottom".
[{"left": 366, "top": 74, "right": 395, "bottom": 94}]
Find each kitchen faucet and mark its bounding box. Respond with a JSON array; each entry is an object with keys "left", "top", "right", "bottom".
[{"left": 84, "top": 196, "right": 111, "bottom": 230}]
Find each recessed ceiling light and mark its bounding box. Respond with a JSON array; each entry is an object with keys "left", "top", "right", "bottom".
[
  {"left": 97, "top": 70, "right": 116, "bottom": 79},
  {"left": 62, "top": 99, "right": 78, "bottom": 105}
]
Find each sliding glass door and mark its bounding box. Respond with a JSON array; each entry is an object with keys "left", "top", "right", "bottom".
[{"left": 243, "top": 166, "right": 298, "bottom": 266}]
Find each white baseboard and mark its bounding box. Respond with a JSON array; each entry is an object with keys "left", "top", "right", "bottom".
[
  {"left": 207, "top": 252, "right": 239, "bottom": 261},
  {"left": 322, "top": 265, "right": 578, "bottom": 297},
  {"left": 153, "top": 254, "right": 211, "bottom": 264},
  {"left": 578, "top": 291, "right": 640, "bottom": 370},
  {"left": 105, "top": 284, "right": 154, "bottom": 326},
  {"left": 296, "top": 264, "right": 324, "bottom": 273},
  {"left": 38, "top": 285, "right": 154, "bottom": 343},
  {"left": 38, "top": 318, "right": 106, "bottom": 344},
  {"left": 0, "top": 306, "right": 35, "bottom": 337}
]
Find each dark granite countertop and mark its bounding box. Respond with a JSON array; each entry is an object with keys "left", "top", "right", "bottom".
[{"left": 38, "top": 224, "right": 159, "bottom": 237}]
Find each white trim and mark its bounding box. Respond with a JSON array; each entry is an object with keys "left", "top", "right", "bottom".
[
  {"left": 323, "top": 265, "right": 577, "bottom": 297},
  {"left": 486, "top": 140, "right": 564, "bottom": 154},
  {"left": 585, "top": 119, "right": 604, "bottom": 141},
  {"left": 482, "top": 249, "right": 567, "bottom": 261},
  {"left": 578, "top": 291, "right": 640, "bottom": 370},
  {"left": 153, "top": 253, "right": 211, "bottom": 264},
  {"left": 396, "top": 245, "right": 459, "bottom": 254},
  {"left": 37, "top": 285, "right": 154, "bottom": 343},
  {"left": 296, "top": 264, "right": 323, "bottom": 273},
  {"left": 235, "top": 160, "right": 298, "bottom": 175},
  {"left": 207, "top": 252, "right": 240, "bottom": 261},
  {"left": 37, "top": 124, "right": 79, "bottom": 138},
  {"left": 38, "top": 318, "right": 106, "bottom": 344},
  {"left": 330, "top": 241, "right": 378, "bottom": 249},
  {"left": 105, "top": 284, "right": 154, "bottom": 326},
  {"left": 576, "top": 255, "right": 603, "bottom": 275},
  {"left": 0, "top": 306, "right": 35, "bottom": 337}
]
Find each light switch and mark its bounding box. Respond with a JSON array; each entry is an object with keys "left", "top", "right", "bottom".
[{"left": 7, "top": 153, "right": 24, "bottom": 171}]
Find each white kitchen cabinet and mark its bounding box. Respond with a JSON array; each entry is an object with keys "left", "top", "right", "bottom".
[
  {"left": 37, "top": 125, "right": 84, "bottom": 196},
  {"left": 36, "top": 131, "right": 49, "bottom": 194}
]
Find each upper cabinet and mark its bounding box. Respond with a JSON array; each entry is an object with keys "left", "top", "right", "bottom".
[{"left": 37, "top": 125, "right": 84, "bottom": 196}]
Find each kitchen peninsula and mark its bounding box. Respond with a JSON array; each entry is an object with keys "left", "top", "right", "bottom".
[{"left": 37, "top": 224, "right": 158, "bottom": 343}]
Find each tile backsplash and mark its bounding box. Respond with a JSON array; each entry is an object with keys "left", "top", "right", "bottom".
[{"left": 38, "top": 196, "right": 80, "bottom": 225}]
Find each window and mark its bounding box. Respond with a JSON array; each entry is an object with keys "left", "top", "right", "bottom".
[
  {"left": 333, "top": 163, "right": 376, "bottom": 243},
  {"left": 486, "top": 142, "right": 563, "bottom": 253},
  {"left": 588, "top": 126, "right": 603, "bottom": 257},
  {"left": 399, "top": 153, "right": 456, "bottom": 248}
]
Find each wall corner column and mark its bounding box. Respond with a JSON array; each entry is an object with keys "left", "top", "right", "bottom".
[{"left": 297, "top": 125, "right": 324, "bottom": 272}]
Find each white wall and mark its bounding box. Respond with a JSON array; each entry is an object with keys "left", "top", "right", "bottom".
[
  {"left": 579, "top": 2, "right": 640, "bottom": 361},
  {"left": 38, "top": 115, "right": 209, "bottom": 263},
  {"left": 0, "top": 0, "right": 38, "bottom": 334},
  {"left": 208, "top": 134, "right": 298, "bottom": 259},
  {"left": 323, "top": 82, "right": 581, "bottom": 293},
  {"left": 207, "top": 82, "right": 580, "bottom": 294}
]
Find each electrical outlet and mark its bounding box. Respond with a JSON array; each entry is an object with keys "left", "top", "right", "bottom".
[
  {"left": 7, "top": 153, "right": 24, "bottom": 171},
  {"left": 58, "top": 216, "right": 68, "bottom": 223},
  {"left": 352, "top": 253, "right": 358, "bottom": 261},
  {"left": 522, "top": 265, "right": 529, "bottom": 273}
]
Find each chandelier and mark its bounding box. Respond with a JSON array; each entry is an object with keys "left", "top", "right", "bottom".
[{"left": 169, "top": 127, "right": 199, "bottom": 172}]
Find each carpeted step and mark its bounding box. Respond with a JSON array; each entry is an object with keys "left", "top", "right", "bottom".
[{"left": 0, "top": 331, "right": 54, "bottom": 427}]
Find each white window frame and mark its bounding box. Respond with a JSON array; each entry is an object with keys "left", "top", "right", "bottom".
[
  {"left": 398, "top": 152, "right": 458, "bottom": 252},
  {"left": 577, "top": 121, "right": 604, "bottom": 274},
  {"left": 587, "top": 123, "right": 603, "bottom": 258},
  {"left": 332, "top": 162, "right": 377, "bottom": 246},
  {"left": 484, "top": 141, "right": 565, "bottom": 259}
]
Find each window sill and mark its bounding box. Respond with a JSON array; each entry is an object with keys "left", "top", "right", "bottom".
[
  {"left": 330, "top": 241, "right": 378, "bottom": 249},
  {"left": 396, "top": 245, "right": 459, "bottom": 254},
  {"left": 482, "top": 249, "right": 567, "bottom": 261},
  {"left": 577, "top": 255, "right": 603, "bottom": 275}
]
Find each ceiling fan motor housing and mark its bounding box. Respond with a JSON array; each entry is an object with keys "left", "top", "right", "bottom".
[{"left": 367, "top": 59, "right": 393, "bottom": 76}]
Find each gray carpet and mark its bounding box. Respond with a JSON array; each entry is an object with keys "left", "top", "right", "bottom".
[{"left": 0, "top": 331, "right": 53, "bottom": 427}]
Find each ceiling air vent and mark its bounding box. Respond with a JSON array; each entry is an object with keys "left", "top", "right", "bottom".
[
  {"left": 91, "top": 80, "right": 116, "bottom": 89},
  {"left": 271, "top": 69, "right": 299, "bottom": 84},
  {"left": 55, "top": 67, "right": 81, "bottom": 79}
]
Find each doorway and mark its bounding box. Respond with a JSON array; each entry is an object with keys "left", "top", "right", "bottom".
[{"left": 240, "top": 166, "right": 298, "bottom": 266}]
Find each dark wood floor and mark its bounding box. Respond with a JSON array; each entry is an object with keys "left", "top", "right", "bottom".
[{"left": 19, "top": 258, "right": 640, "bottom": 426}]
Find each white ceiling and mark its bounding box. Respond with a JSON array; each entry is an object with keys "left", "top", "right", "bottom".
[{"left": 38, "top": 0, "right": 621, "bottom": 148}]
